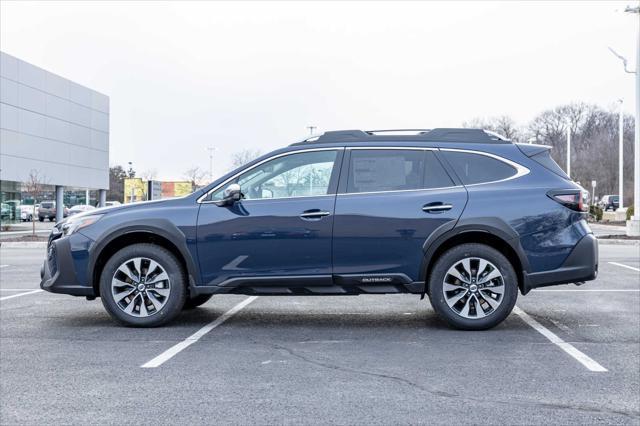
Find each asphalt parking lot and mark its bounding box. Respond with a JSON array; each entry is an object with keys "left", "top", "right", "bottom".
[{"left": 0, "top": 244, "right": 638, "bottom": 425}]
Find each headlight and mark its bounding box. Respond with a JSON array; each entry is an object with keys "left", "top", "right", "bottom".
[{"left": 62, "top": 214, "right": 103, "bottom": 236}]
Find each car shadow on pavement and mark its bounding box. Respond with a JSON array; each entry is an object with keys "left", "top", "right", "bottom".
[{"left": 45, "top": 300, "right": 527, "bottom": 334}]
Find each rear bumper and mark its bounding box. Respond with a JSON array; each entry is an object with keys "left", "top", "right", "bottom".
[
  {"left": 522, "top": 233, "right": 598, "bottom": 294},
  {"left": 40, "top": 235, "right": 96, "bottom": 297}
]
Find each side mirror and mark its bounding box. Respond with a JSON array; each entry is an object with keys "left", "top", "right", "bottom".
[{"left": 214, "top": 183, "right": 243, "bottom": 206}]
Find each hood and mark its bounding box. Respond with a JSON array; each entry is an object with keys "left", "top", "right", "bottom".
[{"left": 57, "top": 197, "right": 187, "bottom": 226}]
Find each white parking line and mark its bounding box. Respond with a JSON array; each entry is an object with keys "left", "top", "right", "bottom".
[
  {"left": 608, "top": 262, "right": 640, "bottom": 273},
  {"left": 0, "top": 265, "right": 8, "bottom": 268},
  {"left": 141, "top": 296, "right": 258, "bottom": 368},
  {"left": 0, "top": 288, "right": 41, "bottom": 291},
  {"left": 0, "top": 289, "right": 43, "bottom": 301},
  {"left": 0, "top": 229, "right": 49, "bottom": 236},
  {"left": 513, "top": 306, "right": 607, "bottom": 372}
]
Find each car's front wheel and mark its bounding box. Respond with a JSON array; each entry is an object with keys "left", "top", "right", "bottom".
[
  {"left": 428, "top": 243, "right": 518, "bottom": 330},
  {"left": 100, "top": 244, "right": 187, "bottom": 327}
]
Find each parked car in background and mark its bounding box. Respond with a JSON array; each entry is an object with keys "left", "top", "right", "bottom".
[
  {"left": 38, "top": 201, "right": 68, "bottom": 222},
  {"left": 20, "top": 204, "right": 39, "bottom": 221},
  {"left": 95, "top": 201, "right": 122, "bottom": 208},
  {"left": 41, "top": 128, "right": 598, "bottom": 330},
  {"left": 68, "top": 205, "right": 96, "bottom": 217},
  {"left": 598, "top": 195, "right": 619, "bottom": 211},
  {"left": 0, "top": 203, "right": 11, "bottom": 222}
]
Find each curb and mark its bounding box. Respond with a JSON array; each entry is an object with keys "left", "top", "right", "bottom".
[
  {"left": 0, "top": 242, "right": 47, "bottom": 249},
  {"left": 597, "top": 238, "right": 640, "bottom": 246}
]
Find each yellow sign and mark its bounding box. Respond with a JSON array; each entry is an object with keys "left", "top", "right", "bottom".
[
  {"left": 173, "top": 182, "right": 193, "bottom": 197},
  {"left": 124, "top": 178, "right": 147, "bottom": 203}
]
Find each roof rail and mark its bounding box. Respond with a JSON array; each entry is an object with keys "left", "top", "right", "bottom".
[
  {"left": 291, "top": 128, "right": 510, "bottom": 146},
  {"left": 366, "top": 129, "right": 432, "bottom": 135}
]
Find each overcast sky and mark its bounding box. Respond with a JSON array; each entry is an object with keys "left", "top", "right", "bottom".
[{"left": 1, "top": 1, "right": 637, "bottom": 181}]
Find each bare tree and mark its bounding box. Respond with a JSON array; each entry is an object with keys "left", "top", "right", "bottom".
[
  {"left": 23, "top": 170, "right": 48, "bottom": 236},
  {"left": 183, "top": 167, "right": 207, "bottom": 191},
  {"left": 464, "top": 103, "right": 634, "bottom": 208},
  {"left": 140, "top": 169, "right": 158, "bottom": 181},
  {"left": 231, "top": 149, "right": 262, "bottom": 168},
  {"left": 462, "top": 115, "right": 523, "bottom": 142},
  {"left": 528, "top": 102, "right": 633, "bottom": 205}
]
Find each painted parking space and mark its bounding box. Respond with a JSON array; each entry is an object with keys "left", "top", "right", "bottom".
[{"left": 0, "top": 244, "right": 638, "bottom": 424}]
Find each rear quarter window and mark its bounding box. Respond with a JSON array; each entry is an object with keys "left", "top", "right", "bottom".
[
  {"left": 442, "top": 151, "right": 517, "bottom": 185},
  {"left": 530, "top": 150, "right": 569, "bottom": 179}
]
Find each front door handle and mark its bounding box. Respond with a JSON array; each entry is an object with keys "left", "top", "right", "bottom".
[
  {"left": 300, "top": 209, "right": 332, "bottom": 220},
  {"left": 422, "top": 203, "right": 453, "bottom": 213}
]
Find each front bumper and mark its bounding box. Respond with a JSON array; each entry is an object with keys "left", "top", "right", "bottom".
[
  {"left": 40, "top": 234, "right": 96, "bottom": 297},
  {"left": 522, "top": 233, "right": 598, "bottom": 294}
]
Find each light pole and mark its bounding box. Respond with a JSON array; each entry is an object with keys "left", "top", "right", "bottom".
[
  {"left": 565, "top": 118, "right": 571, "bottom": 178},
  {"left": 618, "top": 99, "right": 625, "bottom": 210},
  {"left": 626, "top": 4, "right": 640, "bottom": 236},
  {"left": 207, "top": 146, "right": 216, "bottom": 183},
  {"left": 128, "top": 161, "right": 135, "bottom": 203}
]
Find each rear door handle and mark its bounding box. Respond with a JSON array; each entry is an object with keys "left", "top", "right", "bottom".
[
  {"left": 300, "top": 210, "right": 332, "bottom": 220},
  {"left": 422, "top": 203, "right": 453, "bottom": 213}
]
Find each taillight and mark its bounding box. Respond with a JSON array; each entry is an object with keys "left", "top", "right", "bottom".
[{"left": 547, "top": 190, "right": 587, "bottom": 212}]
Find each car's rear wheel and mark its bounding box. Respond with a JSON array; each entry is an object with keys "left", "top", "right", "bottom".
[
  {"left": 100, "top": 244, "right": 186, "bottom": 327},
  {"left": 183, "top": 294, "right": 213, "bottom": 310},
  {"left": 39, "top": 217, "right": 44, "bottom": 222},
  {"left": 428, "top": 243, "right": 518, "bottom": 330}
]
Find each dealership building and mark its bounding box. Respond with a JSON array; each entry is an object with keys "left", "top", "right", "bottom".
[{"left": 0, "top": 51, "right": 109, "bottom": 221}]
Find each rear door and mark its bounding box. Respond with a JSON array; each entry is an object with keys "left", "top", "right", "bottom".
[{"left": 332, "top": 148, "right": 467, "bottom": 287}]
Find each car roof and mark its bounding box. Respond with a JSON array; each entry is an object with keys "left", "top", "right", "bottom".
[{"left": 290, "top": 128, "right": 510, "bottom": 146}]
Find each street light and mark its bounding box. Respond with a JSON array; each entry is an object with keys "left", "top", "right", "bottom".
[
  {"left": 127, "top": 161, "right": 134, "bottom": 203},
  {"left": 618, "top": 99, "right": 625, "bottom": 210},
  {"left": 565, "top": 117, "right": 571, "bottom": 179},
  {"left": 207, "top": 146, "right": 216, "bottom": 183},
  {"left": 625, "top": 4, "right": 639, "bottom": 236}
]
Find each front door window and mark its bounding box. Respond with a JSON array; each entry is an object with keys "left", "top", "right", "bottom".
[{"left": 208, "top": 150, "right": 338, "bottom": 201}]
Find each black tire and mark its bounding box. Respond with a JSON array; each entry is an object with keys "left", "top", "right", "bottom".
[
  {"left": 48, "top": 217, "right": 54, "bottom": 222},
  {"left": 99, "top": 243, "right": 187, "bottom": 327},
  {"left": 183, "top": 294, "right": 213, "bottom": 310},
  {"left": 39, "top": 217, "right": 44, "bottom": 222},
  {"left": 428, "top": 243, "right": 518, "bottom": 331}
]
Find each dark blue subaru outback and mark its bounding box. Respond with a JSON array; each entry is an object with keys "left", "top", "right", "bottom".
[{"left": 41, "top": 129, "right": 598, "bottom": 330}]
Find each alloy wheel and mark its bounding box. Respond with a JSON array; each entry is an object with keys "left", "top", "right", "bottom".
[
  {"left": 442, "top": 257, "right": 505, "bottom": 319},
  {"left": 111, "top": 257, "right": 171, "bottom": 317}
]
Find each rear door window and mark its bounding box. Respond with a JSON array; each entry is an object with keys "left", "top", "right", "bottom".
[
  {"left": 347, "top": 150, "right": 425, "bottom": 193},
  {"left": 442, "top": 151, "right": 517, "bottom": 185}
]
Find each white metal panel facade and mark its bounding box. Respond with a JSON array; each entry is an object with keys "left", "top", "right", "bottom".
[{"left": 0, "top": 51, "right": 109, "bottom": 189}]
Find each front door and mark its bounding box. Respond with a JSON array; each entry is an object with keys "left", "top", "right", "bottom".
[
  {"left": 332, "top": 148, "right": 468, "bottom": 287},
  {"left": 196, "top": 149, "right": 343, "bottom": 288}
]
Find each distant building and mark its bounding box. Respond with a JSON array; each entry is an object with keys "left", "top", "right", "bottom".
[{"left": 0, "top": 51, "right": 109, "bottom": 221}]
